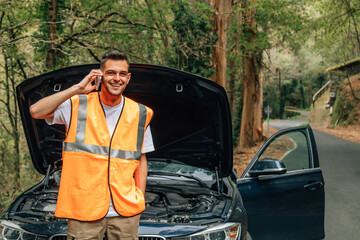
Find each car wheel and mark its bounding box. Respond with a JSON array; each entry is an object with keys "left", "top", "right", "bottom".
[{"left": 246, "top": 231, "right": 252, "bottom": 240}]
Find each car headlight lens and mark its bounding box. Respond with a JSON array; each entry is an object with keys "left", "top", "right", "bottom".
[
  {"left": 3, "top": 227, "right": 20, "bottom": 240},
  {"left": 172, "top": 223, "right": 241, "bottom": 240},
  {"left": 1, "top": 224, "right": 48, "bottom": 240}
]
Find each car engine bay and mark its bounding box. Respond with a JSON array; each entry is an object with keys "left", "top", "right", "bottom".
[
  {"left": 6, "top": 170, "right": 231, "bottom": 225},
  {"left": 142, "top": 184, "right": 230, "bottom": 224}
]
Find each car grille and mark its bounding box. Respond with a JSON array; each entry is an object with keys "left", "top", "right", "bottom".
[
  {"left": 49, "top": 235, "right": 165, "bottom": 240},
  {"left": 50, "top": 235, "right": 67, "bottom": 240},
  {"left": 139, "top": 236, "right": 166, "bottom": 240}
]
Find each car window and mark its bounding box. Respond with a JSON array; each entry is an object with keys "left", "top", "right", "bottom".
[{"left": 257, "top": 131, "right": 310, "bottom": 171}]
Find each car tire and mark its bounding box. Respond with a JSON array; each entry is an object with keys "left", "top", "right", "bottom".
[{"left": 246, "top": 231, "right": 252, "bottom": 240}]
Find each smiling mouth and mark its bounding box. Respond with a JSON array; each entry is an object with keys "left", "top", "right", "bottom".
[{"left": 110, "top": 83, "right": 122, "bottom": 87}]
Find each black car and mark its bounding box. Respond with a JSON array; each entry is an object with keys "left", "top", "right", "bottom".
[{"left": 1, "top": 64, "right": 325, "bottom": 240}]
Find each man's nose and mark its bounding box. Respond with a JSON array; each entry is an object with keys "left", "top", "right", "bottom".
[{"left": 114, "top": 73, "right": 121, "bottom": 81}]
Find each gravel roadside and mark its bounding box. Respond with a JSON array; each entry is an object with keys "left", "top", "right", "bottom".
[{"left": 314, "top": 125, "right": 360, "bottom": 144}]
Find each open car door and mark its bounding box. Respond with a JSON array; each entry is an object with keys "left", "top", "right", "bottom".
[{"left": 237, "top": 126, "right": 325, "bottom": 240}]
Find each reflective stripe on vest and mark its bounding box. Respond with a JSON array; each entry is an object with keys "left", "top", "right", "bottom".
[{"left": 62, "top": 94, "right": 147, "bottom": 160}]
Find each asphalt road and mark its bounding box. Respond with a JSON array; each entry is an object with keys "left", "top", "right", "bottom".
[{"left": 269, "top": 113, "right": 360, "bottom": 239}]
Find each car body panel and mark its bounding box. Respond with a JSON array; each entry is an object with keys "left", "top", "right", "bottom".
[{"left": 237, "top": 126, "right": 325, "bottom": 239}]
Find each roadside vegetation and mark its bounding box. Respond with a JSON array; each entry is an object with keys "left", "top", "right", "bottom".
[
  {"left": 331, "top": 74, "right": 360, "bottom": 127},
  {"left": 1, "top": 0, "right": 359, "bottom": 213}
]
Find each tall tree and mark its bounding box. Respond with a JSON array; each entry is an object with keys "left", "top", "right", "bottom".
[
  {"left": 228, "top": 1, "right": 243, "bottom": 113},
  {"left": 238, "top": 0, "right": 259, "bottom": 148},
  {"left": 233, "top": 0, "right": 309, "bottom": 147},
  {"left": 46, "top": 0, "right": 57, "bottom": 69},
  {"left": 211, "top": 0, "right": 232, "bottom": 88}
]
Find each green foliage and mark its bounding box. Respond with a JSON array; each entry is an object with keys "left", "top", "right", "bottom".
[
  {"left": 300, "top": 121, "right": 309, "bottom": 126},
  {"left": 33, "top": 0, "right": 67, "bottom": 70},
  {"left": 232, "top": 81, "right": 243, "bottom": 147},
  {"left": 313, "top": 74, "right": 327, "bottom": 91},
  {"left": 263, "top": 79, "right": 305, "bottom": 119},
  {"left": 29, "top": 0, "right": 216, "bottom": 75},
  {"left": 0, "top": 0, "right": 218, "bottom": 211},
  {"left": 331, "top": 90, "right": 358, "bottom": 127},
  {"left": 263, "top": 81, "right": 281, "bottom": 119},
  {"left": 254, "top": 0, "right": 309, "bottom": 53},
  {"left": 299, "top": 80, "right": 306, "bottom": 109},
  {"left": 0, "top": 0, "right": 44, "bottom": 213},
  {"left": 0, "top": 130, "right": 42, "bottom": 214},
  {"left": 310, "top": 0, "right": 360, "bottom": 64},
  {"left": 228, "top": 0, "right": 310, "bottom": 143},
  {"left": 261, "top": 42, "right": 327, "bottom": 119},
  {"left": 166, "top": 0, "right": 217, "bottom": 77}
]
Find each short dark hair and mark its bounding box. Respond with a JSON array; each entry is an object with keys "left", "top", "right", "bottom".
[{"left": 100, "top": 50, "right": 129, "bottom": 70}]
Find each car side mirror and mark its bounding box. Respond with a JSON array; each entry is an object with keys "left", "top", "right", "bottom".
[{"left": 248, "top": 158, "right": 287, "bottom": 177}]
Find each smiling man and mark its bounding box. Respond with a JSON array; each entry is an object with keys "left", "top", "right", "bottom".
[{"left": 30, "top": 50, "right": 154, "bottom": 240}]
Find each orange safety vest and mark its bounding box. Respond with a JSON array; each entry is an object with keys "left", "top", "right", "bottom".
[{"left": 54, "top": 92, "right": 153, "bottom": 221}]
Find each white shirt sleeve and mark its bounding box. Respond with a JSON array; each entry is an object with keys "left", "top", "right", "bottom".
[
  {"left": 45, "top": 99, "right": 71, "bottom": 129},
  {"left": 142, "top": 126, "right": 155, "bottom": 153}
]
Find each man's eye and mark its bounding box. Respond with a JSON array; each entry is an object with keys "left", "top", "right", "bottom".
[{"left": 119, "top": 72, "right": 128, "bottom": 77}]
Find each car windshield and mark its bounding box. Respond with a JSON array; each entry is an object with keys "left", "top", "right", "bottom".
[{"left": 147, "top": 159, "right": 216, "bottom": 182}]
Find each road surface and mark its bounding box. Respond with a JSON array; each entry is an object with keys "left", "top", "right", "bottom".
[{"left": 269, "top": 112, "right": 360, "bottom": 239}]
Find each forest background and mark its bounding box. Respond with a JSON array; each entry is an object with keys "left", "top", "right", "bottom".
[{"left": 1, "top": 0, "right": 359, "bottom": 213}]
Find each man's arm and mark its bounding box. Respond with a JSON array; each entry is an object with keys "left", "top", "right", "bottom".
[
  {"left": 135, "top": 153, "right": 148, "bottom": 195},
  {"left": 30, "top": 69, "right": 102, "bottom": 119}
]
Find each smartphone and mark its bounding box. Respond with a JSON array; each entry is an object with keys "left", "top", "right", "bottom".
[{"left": 95, "top": 76, "right": 102, "bottom": 90}]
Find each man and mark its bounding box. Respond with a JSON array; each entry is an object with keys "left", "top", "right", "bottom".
[{"left": 30, "top": 50, "right": 154, "bottom": 240}]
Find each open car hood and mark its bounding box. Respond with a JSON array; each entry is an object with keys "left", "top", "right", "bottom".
[{"left": 17, "top": 64, "right": 233, "bottom": 176}]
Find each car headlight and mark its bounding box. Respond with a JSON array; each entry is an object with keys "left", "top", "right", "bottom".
[
  {"left": 1, "top": 223, "right": 48, "bottom": 240},
  {"left": 171, "top": 222, "right": 241, "bottom": 240}
]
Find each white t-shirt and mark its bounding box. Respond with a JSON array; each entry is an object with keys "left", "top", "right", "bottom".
[{"left": 46, "top": 95, "right": 154, "bottom": 217}]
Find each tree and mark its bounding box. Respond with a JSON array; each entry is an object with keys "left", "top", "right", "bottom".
[
  {"left": 211, "top": 0, "right": 232, "bottom": 88},
  {"left": 238, "top": 0, "right": 260, "bottom": 148},
  {"left": 0, "top": 1, "right": 41, "bottom": 212},
  {"left": 233, "top": 0, "right": 309, "bottom": 148},
  {"left": 227, "top": 2, "right": 243, "bottom": 113},
  {"left": 167, "top": 0, "right": 217, "bottom": 77},
  {"left": 46, "top": 0, "right": 58, "bottom": 69},
  {"left": 311, "top": 0, "right": 360, "bottom": 63}
]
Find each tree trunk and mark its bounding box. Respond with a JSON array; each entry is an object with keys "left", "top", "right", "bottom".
[
  {"left": 211, "top": 0, "right": 232, "bottom": 89},
  {"left": 238, "top": 0, "right": 258, "bottom": 149},
  {"left": 239, "top": 54, "right": 258, "bottom": 148},
  {"left": 46, "top": 0, "right": 57, "bottom": 69},
  {"left": 228, "top": 2, "right": 243, "bottom": 113},
  {"left": 254, "top": 70, "right": 263, "bottom": 141}
]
